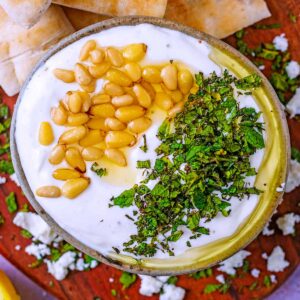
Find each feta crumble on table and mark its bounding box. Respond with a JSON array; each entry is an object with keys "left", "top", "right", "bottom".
[
  {"left": 139, "top": 275, "right": 164, "bottom": 296},
  {"left": 251, "top": 268, "right": 260, "bottom": 278},
  {"left": 160, "top": 284, "right": 185, "bottom": 300},
  {"left": 218, "top": 250, "right": 251, "bottom": 275},
  {"left": 286, "top": 60, "right": 300, "bottom": 79},
  {"left": 270, "top": 274, "right": 277, "bottom": 283},
  {"left": 273, "top": 33, "right": 289, "bottom": 52},
  {"left": 286, "top": 88, "right": 300, "bottom": 118},
  {"left": 266, "top": 246, "right": 289, "bottom": 272},
  {"left": 0, "top": 176, "right": 6, "bottom": 184},
  {"left": 25, "top": 243, "right": 50, "bottom": 259},
  {"left": 45, "top": 251, "right": 76, "bottom": 281},
  {"left": 276, "top": 212, "right": 300, "bottom": 235},
  {"left": 258, "top": 65, "right": 265, "bottom": 71},
  {"left": 13, "top": 212, "right": 57, "bottom": 244},
  {"left": 10, "top": 173, "right": 20, "bottom": 187},
  {"left": 262, "top": 221, "right": 275, "bottom": 236},
  {"left": 216, "top": 274, "right": 225, "bottom": 284},
  {"left": 15, "top": 245, "right": 21, "bottom": 251},
  {"left": 75, "top": 258, "right": 90, "bottom": 271},
  {"left": 285, "top": 159, "right": 300, "bottom": 192}
]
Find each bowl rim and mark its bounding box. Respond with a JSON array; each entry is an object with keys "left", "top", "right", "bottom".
[{"left": 10, "top": 16, "right": 290, "bottom": 276}]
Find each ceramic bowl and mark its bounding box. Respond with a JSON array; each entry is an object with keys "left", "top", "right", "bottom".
[{"left": 11, "top": 16, "right": 290, "bottom": 275}]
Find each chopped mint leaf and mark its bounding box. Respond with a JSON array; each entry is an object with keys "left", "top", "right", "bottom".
[
  {"left": 0, "top": 212, "right": 4, "bottom": 226},
  {"left": 136, "top": 160, "right": 151, "bottom": 169},
  {"left": 61, "top": 243, "right": 75, "bottom": 253},
  {"left": 0, "top": 104, "right": 9, "bottom": 118},
  {"left": 140, "top": 134, "right": 148, "bottom": 153},
  {"left": 235, "top": 74, "right": 262, "bottom": 90},
  {"left": 0, "top": 160, "right": 14, "bottom": 175},
  {"left": 291, "top": 147, "right": 300, "bottom": 162},
  {"left": 5, "top": 192, "right": 17, "bottom": 213},
  {"left": 28, "top": 259, "right": 43, "bottom": 268},
  {"left": 113, "top": 188, "right": 135, "bottom": 208},
  {"left": 249, "top": 281, "right": 258, "bottom": 291},
  {"left": 120, "top": 271, "right": 137, "bottom": 289},
  {"left": 111, "top": 289, "right": 117, "bottom": 296},
  {"left": 242, "top": 127, "right": 265, "bottom": 149},
  {"left": 289, "top": 13, "right": 297, "bottom": 23},
  {"left": 20, "top": 229, "right": 32, "bottom": 239},
  {"left": 167, "top": 276, "right": 178, "bottom": 285},
  {"left": 91, "top": 163, "right": 107, "bottom": 177},
  {"left": 51, "top": 248, "right": 61, "bottom": 262},
  {"left": 255, "top": 23, "right": 281, "bottom": 29},
  {"left": 20, "top": 203, "right": 29, "bottom": 212},
  {"left": 263, "top": 275, "right": 272, "bottom": 287},
  {"left": 204, "top": 284, "right": 221, "bottom": 294}
]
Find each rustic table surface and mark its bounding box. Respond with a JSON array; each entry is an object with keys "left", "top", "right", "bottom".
[{"left": 0, "top": 0, "right": 300, "bottom": 299}]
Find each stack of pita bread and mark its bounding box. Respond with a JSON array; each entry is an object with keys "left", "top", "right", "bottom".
[{"left": 0, "top": 0, "right": 271, "bottom": 96}]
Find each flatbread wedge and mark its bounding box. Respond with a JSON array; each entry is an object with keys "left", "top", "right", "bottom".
[
  {"left": 165, "top": 0, "right": 271, "bottom": 39},
  {"left": 0, "top": 0, "right": 51, "bottom": 28},
  {"left": 53, "top": 0, "right": 168, "bottom": 17}
]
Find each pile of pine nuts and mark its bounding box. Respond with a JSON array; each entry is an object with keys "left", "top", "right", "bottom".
[{"left": 36, "top": 40, "right": 195, "bottom": 199}]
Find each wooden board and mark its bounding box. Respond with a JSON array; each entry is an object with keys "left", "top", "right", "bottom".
[{"left": 1, "top": 0, "right": 300, "bottom": 299}]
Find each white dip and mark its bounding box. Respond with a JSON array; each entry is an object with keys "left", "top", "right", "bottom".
[{"left": 15, "top": 24, "right": 264, "bottom": 259}]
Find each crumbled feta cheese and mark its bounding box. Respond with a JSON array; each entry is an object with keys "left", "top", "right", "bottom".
[
  {"left": 0, "top": 176, "right": 6, "bottom": 184},
  {"left": 69, "top": 263, "right": 75, "bottom": 271},
  {"left": 262, "top": 221, "right": 275, "bottom": 236},
  {"left": 262, "top": 252, "right": 268, "bottom": 259},
  {"left": 160, "top": 284, "right": 185, "bottom": 300},
  {"left": 10, "top": 173, "right": 20, "bottom": 186},
  {"left": 53, "top": 236, "right": 64, "bottom": 243},
  {"left": 156, "top": 276, "right": 170, "bottom": 283},
  {"left": 285, "top": 159, "right": 300, "bottom": 191},
  {"left": 286, "top": 88, "right": 300, "bottom": 118},
  {"left": 15, "top": 245, "right": 21, "bottom": 251},
  {"left": 266, "top": 246, "right": 289, "bottom": 272},
  {"left": 218, "top": 250, "right": 251, "bottom": 275},
  {"left": 25, "top": 243, "right": 50, "bottom": 259},
  {"left": 109, "top": 277, "right": 114, "bottom": 283},
  {"left": 270, "top": 274, "right": 277, "bottom": 283},
  {"left": 45, "top": 251, "right": 76, "bottom": 281},
  {"left": 286, "top": 61, "right": 300, "bottom": 79},
  {"left": 139, "top": 275, "right": 164, "bottom": 296},
  {"left": 75, "top": 258, "right": 89, "bottom": 271},
  {"left": 276, "top": 182, "right": 285, "bottom": 192},
  {"left": 251, "top": 268, "right": 260, "bottom": 278},
  {"left": 13, "top": 212, "right": 57, "bottom": 244},
  {"left": 216, "top": 274, "right": 225, "bottom": 284},
  {"left": 273, "top": 34, "right": 289, "bottom": 52},
  {"left": 258, "top": 65, "right": 265, "bottom": 71},
  {"left": 90, "top": 260, "right": 98, "bottom": 269},
  {"left": 276, "top": 213, "right": 300, "bottom": 235}
]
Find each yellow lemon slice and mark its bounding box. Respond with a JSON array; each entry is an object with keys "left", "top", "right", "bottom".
[{"left": 0, "top": 270, "right": 20, "bottom": 300}]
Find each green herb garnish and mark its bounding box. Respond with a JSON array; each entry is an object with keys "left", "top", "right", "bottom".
[
  {"left": 111, "top": 70, "right": 264, "bottom": 257},
  {"left": 137, "top": 160, "right": 151, "bottom": 169},
  {"left": 263, "top": 275, "right": 272, "bottom": 287},
  {"left": 140, "top": 134, "right": 148, "bottom": 152},
  {"left": 91, "top": 163, "right": 107, "bottom": 177},
  {"left": 291, "top": 147, "right": 300, "bottom": 162},
  {"left": 0, "top": 212, "right": 4, "bottom": 226},
  {"left": 111, "top": 289, "right": 117, "bottom": 297},
  {"left": 119, "top": 271, "right": 137, "bottom": 289},
  {"left": 255, "top": 23, "right": 281, "bottom": 29},
  {"left": 289, "top": 13, "right": 297, "bottom": 23},
  {"left": 167, "top": 276, "right": 178, "bottom": 285},
  {"left": 28, "top": 259, "right": 43, "bottom": 268},
  {"left": 21, "top": 229, "right": 32, "bottom": 239},
  {"left": 0, "top": 160, "right": 14, "bottom": 175},
  {"left": 5, "top": 192, "right": 17, "bottom": 213}
]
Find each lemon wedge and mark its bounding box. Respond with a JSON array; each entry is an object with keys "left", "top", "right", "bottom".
[{"left": 0, "top": 270, "right": 20, "bottom": 300}]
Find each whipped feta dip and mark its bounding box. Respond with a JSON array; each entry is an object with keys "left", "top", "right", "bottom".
[{"left": 15, "top": 24, "right": 264, "bottom": 259}]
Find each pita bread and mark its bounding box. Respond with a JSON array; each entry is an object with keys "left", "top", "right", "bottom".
[
  {"left": 63, "top": 7, "right": 111, "bottom": 30},
  {"left": 0, "top": 0, "right": 51, "bottom": 28},
  {"left": 0, "top": 5, "right": 74, "bottom": 96},
  {"left": 165, "top": 0, "right": 271, "bottom": 39},
  {"left": 53, "top": 0, "right": 168, "bottom": 17}
]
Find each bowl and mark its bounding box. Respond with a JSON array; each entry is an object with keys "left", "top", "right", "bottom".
[{"left": 10, "top": 16, "right": 290, "bottom": 275}]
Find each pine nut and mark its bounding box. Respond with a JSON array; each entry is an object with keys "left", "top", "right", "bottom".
[
  {"left": 80, "top": 80, "right": 96, "bottom": 93},
  {"left": 161, "top": 64, "right": 177, "bottom": 90},
  {"left": 124, "top": 62, "right": 142, "bottom": 82},
  {"left": 65, "top": 147, "right": 86, "bottom": 172},
  {"left": 104, "top": 149, "right": 127, "bottom": 166},
  {"left": 39, "top": 122, "right": 54, "bottom": 146},
  {"left": 67, "top": 113, "right": 89, "bottom": 126},
  {"left": 86, "top": 117, "right": 108, "bottom": 131},
  {"left": 98, "top": 141, "right": 107, "bottom": 150},
  {"left": 127, "top": 117, "right": 152, "bottom": 134},
  {"left": 103, "top": 82, "right": 124, "bottom": 96},
  {"left": 106, "top": 69, "right": 132, "bottom": 87},
  {"left": 36, "top": 186, "right": 61, "bottom": 198},
  {"left": 90, "top": 103, "right": 115, "bottom": 118},
  {"left": 53, "top": 68, "right": 75, "bottom": 83},
  {"left": 90, "top": 49, "right": 104, "bottom": 64},
  {"left": 178, "top": 69, "right": 194, "bottom": 94},
  {"left": 89, "top": 61, "right": 110, "bottom": 78},
  {"left": 105, "top": 117, "right": 126, "bottom": 131},
  {"left": 141, "top": 81, "right": 156, "bottom": 100},
  {"left": 79, "top": 91, "right": 92, "bottom": 112},
  {"left": 161, "top": 85, "right": 183, "bottom": 103},
  {"left": 105, "top": 131, "right": 136, "bottom": 148},
  {"left": 53, "top": 168, "right": 81, "bottom": 180},
  {"left": 91, "top": 94, "right": 111, "bottom": 105},
  {"left": 79, "top": 129, "right": 104, "bottom": 147},
  {"left": 133, "top": 84, "right": 152, "bottom": 108},
  {"left": 62, "top": 178, "right": 90, "bottom": 199},
  {"left": 112, "top": 94, "right": 134, "bottom": 107},
  {"left": 81, "top": 147, "right": 104, "bottom": 161},
  {"left": 123, "top": 43, "right": 147, "bottom": 61},
  {"left": 106, "top": 47, "right": 124, "bottom": 67},
  {"left": 142, "top": 66, "right": 162, "bottom": 83},
  {"left": 115, "top": 105, "right": 145, "bottom": 123},
  {"left": 59, "top": 126, "right": 87, "bottom": 144},
  {"left": 74, "top": 63, "right": 93, "bottom": 85},
  {"left": 48, "top": 145, "right": 66, "bottom": 165},
  {"left": 155, "top": 92, "right": 173, "bottom": 110},
  {"left": 51, "top": 106, "right": 67, "bottom": 125},
  {"left": 68, "top": 92, "right": 82, "bottom": 113},
  {"left": 168, "top": 101, "right": 184, "bottom": 118},
  {"left": 79, "top": 40, "right": 96, "bottom": 61}
]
